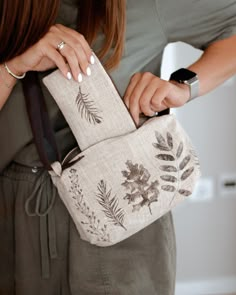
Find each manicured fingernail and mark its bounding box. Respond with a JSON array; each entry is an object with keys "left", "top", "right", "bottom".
[
  {"left": 78, "top": 73, "right": 83, "bottom": 83},
  {"left": 67, "top": 72, "right": 72, "bottom": 80},
  {"left": 90, "top": 55, "right": 95, "bottom": 65},
  {"left": 86, "top": 67, "right": 91, "bottom": 76}
]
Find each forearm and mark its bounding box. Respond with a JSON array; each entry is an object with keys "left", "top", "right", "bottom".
[
  {"left": 188, "top": 35, "right": 236, "bottom": 96},
  {"left": 0, "top": 60, "right": 22, "bottom": 110}
]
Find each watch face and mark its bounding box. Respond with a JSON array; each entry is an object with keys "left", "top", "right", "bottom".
[{"left": 170, "top": 68, "right": 196, "bottom": 82}]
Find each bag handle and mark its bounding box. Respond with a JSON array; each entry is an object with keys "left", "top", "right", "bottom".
[{"left": 22, "top": 71, "right": 61, "bottom": 170}]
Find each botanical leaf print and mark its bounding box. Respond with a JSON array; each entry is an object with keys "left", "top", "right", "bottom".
[
  {"left": 153, "top": 143, "right": 171, "bottom": 151},
  {"left": 181, "top": 167, "right": 194, "bottom": 181},
  {"left": 167, "top": 132, "right": 173, "bottom": 149},
  {"left": 152, "top": 131, "right": 196, "bottom": 203},
  {"left": 156, "top": 154, "right": 175, "bottom": 161},
  {"left": 122, "top": 161, "right": 159, "bottom": 215},
  {"left": 76, "top": 86, "right": 102, "bottom": 124},
  {"left": 96, "top": 180, "right": 126, "bottom": 230},
  {"left": 159, "top": 165, "right": 178, "bottom": 172},
  {"left": 160, "top": 175, "right": 178, "bottom": 183},
  {"left": 179, "top": 155, "right": 191, "bottom": 170},
  {"left": 69, "top": 169, "right": 110, "bottom": 242},
  {"left": 153, "top": 131, "right": 171, "bottom": 151},
  {"left": 176, "top": 142, "right": 183, "bottom": 158},
  {"left": 155, "top": 131, "right": 166, "bottom": 146},
  {"left": 178, "top": 189, "right": 192, "bottom": 196},
  {"left": 161, "top": 185, "right": 176, "bottom": 192}
]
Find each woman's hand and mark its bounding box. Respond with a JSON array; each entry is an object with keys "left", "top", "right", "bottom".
[
  {"left": 124, "top": 72, "right": 190, "bottom": 125},
  {"left": 7, "top": 24, "right": 94, "bottom": 82}
]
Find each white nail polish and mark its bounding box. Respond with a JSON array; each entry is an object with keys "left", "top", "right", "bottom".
[
  {"left": 86, "top": 67, "right": 91, "bottom": 76},
  {"left": 78, "top": 73, "right": 83, "bottom": 83},
  {"left": 67, "top": 72, "right": 72, "bottom": 80},
  {"left": 90, "top": 55, "right": 95, "bottom": 65}
]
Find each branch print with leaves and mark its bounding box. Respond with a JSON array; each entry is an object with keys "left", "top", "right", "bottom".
[
  {"left": 69, "top": 169, "right": 110, "bottom": 243},
  {"left": 76, "top": 86, "right": 102, "bottom": 124},
  {"left": 121, "top": 161, "right": 159, "bottom": 215},
  {"left": 153, "top": 131, "right": 196, "bottom": 204},
  {"left": 96, "top": 180, "right": 127, "bottom": 230}
]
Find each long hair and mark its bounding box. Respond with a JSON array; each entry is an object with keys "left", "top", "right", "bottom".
[
  {"left": 79, "top": 0, "right": 126, "bottom": 70},
  {"left": 0, "top": 0, "right": 60, "bottom": 63}
]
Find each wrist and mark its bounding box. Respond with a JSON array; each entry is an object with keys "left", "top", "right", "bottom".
[
  {"left": 0, "top": 64, "right": 16, "bottom": 89},
  {"left": 169, "top": 80, "right": 190, "bottom": 102},
  {"left": 7, "top": 57, "right": 27, "bottom": 77}
]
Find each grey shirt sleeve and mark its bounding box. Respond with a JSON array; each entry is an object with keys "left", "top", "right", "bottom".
[{"left": 158, "top": 0, "right": 236, "bottom": 50}]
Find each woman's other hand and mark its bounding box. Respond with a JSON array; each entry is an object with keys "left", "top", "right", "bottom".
[
  {"left": 7, "top": 24, "right": 94, "bottom": 82},
  {"left": 124, "top": 72, "right": 190, "bottom": 125}
]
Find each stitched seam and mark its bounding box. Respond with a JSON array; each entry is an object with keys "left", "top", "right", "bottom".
[
  {"left": 0, "top": 171, "right": 46, "bottom": 183},
  {"left": 0, "top": 174, "right": 39, "bottom": 184},
  {"left": 154, "top": 0, "right": 169, "bottom": 44},
  {"left": 98, "top": 248, "right": 112, "bottom": 295}
]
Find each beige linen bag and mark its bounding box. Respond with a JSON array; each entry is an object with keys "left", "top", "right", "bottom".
[{"left": 40, "top": 55, "right": 201, "bottom": 247}]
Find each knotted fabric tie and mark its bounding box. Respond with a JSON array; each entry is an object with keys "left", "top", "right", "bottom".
[{"left": 25, "top": 170, "right": 57, "bottom": 279}]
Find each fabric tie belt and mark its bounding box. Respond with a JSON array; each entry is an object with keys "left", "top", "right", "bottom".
[{"left": 25, "top": 170, "right": 57, "bottom": 279}]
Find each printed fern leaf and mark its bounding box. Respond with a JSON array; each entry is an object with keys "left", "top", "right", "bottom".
[
  {"left": 97, "top": 180, "right": 127, "bottom": 230},
  {"left": 76, "top": 86, "right": 102, "bottom": 124}
]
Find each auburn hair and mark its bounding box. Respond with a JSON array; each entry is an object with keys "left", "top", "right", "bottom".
[
  {"left": 79, "top": 0, "right": 126, "bottom": 69},
  {"left": 0, "top": 0, "right": 126, "bottom": 69},
  {"left": 0, "top": 0, "right": 60, "bottom": 63}
]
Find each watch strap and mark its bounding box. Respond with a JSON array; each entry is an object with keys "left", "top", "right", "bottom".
[
  {"left": 184, "top": 75, "right": 199, "bottom": 101},
  {"left": 170, "top": 68, "right": 199, "bottom": 101}
]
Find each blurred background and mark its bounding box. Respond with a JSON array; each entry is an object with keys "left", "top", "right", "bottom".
[{"left": 161, "top": 42, "right": 236, "bottom": 295}]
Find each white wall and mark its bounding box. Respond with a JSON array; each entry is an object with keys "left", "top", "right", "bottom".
[{"left": 161, "top": 42, "right": 236, "bottom": 295}]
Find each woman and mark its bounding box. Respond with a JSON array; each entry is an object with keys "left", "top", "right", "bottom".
[{"left": 1, "top": 0, "right": 236, "bottom": 294}]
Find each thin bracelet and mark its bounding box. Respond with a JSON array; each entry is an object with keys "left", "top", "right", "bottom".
[
  {"left": 4, "top": 62, "right": 26, "bottom": 79},
  {"left": 0, "top": 66, "right": 11, "bottom": 89}
]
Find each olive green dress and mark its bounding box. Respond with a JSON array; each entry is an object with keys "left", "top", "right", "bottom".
[{"left": 1, "top": 0, "right": 236, "bottom": 294}]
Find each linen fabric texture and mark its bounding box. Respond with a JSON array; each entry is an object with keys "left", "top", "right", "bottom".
[{"left": 43, "top": 56, "right": 201, "bottom": 247}]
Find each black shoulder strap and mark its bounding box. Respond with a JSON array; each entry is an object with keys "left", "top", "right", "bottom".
[{"left": 22, "top": 71, "right": 61, "bottom": 170}]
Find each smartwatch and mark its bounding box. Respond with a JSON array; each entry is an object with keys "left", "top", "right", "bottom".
[{"left": 169, "top": 68, "right": 199, "bottom": 101}]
